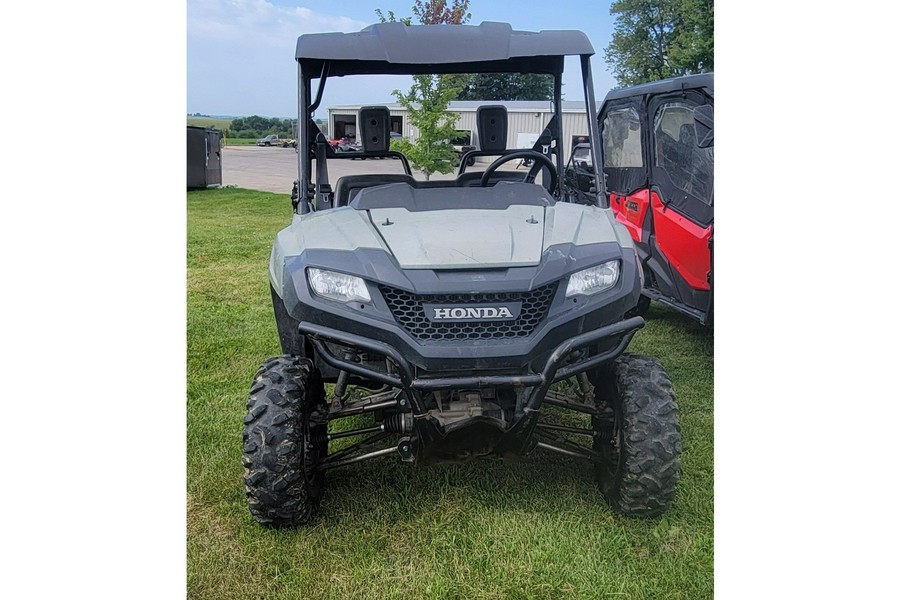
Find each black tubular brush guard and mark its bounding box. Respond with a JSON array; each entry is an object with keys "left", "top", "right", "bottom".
[{"left": 298, "top": 316, "right": 644, "bottom": 415}]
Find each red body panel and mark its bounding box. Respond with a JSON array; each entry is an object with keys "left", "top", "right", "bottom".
[
  {"left": 650, "top": 192, "right": 711, "bottom": 291},
  {"left": 610, "top": 189, "right": 651, "bottom": 244}
]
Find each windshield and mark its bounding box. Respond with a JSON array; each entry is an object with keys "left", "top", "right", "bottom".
[
  {"left": 309, "top": 77, "right": 592, "bottom": 172},
  {"left": 298, "top": 67, "right": 602, "bottom": 212}
]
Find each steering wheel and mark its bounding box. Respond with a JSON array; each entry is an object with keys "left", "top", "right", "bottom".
[{"left": 480, "top": 150, "right": 558, "bottom": 193}]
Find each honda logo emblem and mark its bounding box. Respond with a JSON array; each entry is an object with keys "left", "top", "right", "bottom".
[{"left": 423, "top": 302, "right": 522, "bottom": 322}]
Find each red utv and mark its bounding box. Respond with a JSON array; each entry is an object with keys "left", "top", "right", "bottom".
[{"left": 599, "top": 74, "right": 714, "bottom": 325}]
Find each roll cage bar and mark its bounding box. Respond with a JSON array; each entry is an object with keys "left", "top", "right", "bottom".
[{"left": 294, "top": 22, "right": 606, "bottom": 213}]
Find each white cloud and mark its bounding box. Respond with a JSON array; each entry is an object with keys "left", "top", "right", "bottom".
[
  {"left": 187, "top": 0, "right": 373, "bottom": 116},
  {"left": 188, "top": 0, "right": 369, "bottom": 46}
]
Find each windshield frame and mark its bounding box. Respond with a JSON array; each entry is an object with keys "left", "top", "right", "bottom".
[{"left": 294, "top": 25, "right": 605, "bottom": 213}]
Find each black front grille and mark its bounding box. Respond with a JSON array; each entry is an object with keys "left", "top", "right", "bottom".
[{"left": 380, "top": 283, "right": 558, "bottom": 341}]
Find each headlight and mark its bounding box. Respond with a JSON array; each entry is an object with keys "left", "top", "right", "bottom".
[
  {"left": 565, "top": 260, "right": 620, "bottom": 297},
  {"left": 307, "top": 268, "right": 371, "bottom": 303}
]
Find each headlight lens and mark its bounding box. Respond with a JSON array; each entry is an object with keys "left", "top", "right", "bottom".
[
  {"left": 307, "top": 268, "right": 371, "bottom": 303},
  {"left": 565, "top": 260, "right": 620, "bottom": 297}
]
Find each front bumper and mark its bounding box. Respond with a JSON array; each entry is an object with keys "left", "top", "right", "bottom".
[{"left": 299, "top": 316, "right": 643, "bottom": 416}]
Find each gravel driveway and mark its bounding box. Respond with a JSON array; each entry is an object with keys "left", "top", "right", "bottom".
[
  {"left": 220, "top": 145, "right": 524, "bottom": 194},
  {"left": 222, "top": 145, "right": 450, "bottom": 194}
]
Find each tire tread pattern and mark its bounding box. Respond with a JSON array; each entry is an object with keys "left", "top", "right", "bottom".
[
  {"left": 242, "top": 355, "right": 325, "bottom": 527},
  {"left": 592, "top": 353, "right": 681, "bottom": 516}
]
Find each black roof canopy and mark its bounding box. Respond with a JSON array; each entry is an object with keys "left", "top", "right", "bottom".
[{"left": 295, "top": 21, "right": 594, "bottom": 76}]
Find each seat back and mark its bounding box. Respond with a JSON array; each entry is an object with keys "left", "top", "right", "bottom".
[
  {"left": 358, "top": 106, "right": 392, "bottom": 155},
  {"left": 455, "top": 171, "right": 524, "bottom": 187},
  {"left": 476, "top": 105, "right": 508, "bottom": 151}
]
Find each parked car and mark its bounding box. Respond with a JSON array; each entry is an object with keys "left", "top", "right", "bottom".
[
  {"left": 334, "top": 141, "right": 362, "bottom": 154},
  {"left": 256, "top": 134, "right": 281, "bottom": 146}
]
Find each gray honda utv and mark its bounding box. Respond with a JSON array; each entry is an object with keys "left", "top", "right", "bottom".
[{"left": 243, "top": 22, "right": 681, "bottom": 526}]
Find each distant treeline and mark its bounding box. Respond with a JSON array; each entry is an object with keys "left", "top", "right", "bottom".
[
  {"left": 228, "top": 116, "right": 298, "bottom": 139},
  {"left": 188, "top": 115, "right": 329, "bottom": 139}
]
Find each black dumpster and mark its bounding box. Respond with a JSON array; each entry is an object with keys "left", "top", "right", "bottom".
[{"left": 187, "top": 126, "right": 222, "bottom": 189}]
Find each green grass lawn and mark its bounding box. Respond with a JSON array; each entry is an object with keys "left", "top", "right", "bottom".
[
  {"left": 222, "top": 137, "right": 257, "bottom": 145},
  {"left": 188, "top": 116, "right": 232, "bottom": 130},
  {"left": 187, "top": 187, "right": 714, "bottom": 599}
]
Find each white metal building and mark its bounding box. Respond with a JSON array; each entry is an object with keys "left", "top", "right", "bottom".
[{"left": 326, "top": 100, "right": 591, "bottom": 164}]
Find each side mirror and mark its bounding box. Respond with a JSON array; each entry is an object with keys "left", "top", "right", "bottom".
[{"left": 694, "top": 105, "right": 714, "bottom": 148}]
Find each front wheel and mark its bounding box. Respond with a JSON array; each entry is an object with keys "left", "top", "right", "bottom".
[
  {"left": 589, "top": 353, "right": 681, "bottom": 516},
  {"left": 242, "top": 356, "right": 327, "bottom": 526}
]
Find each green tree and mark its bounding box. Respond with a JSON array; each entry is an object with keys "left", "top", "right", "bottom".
[
  {"left": 457, "top": 73, "right": 553, "bottom": 101},
  {"left": 604, "top": 0, "right": 713, "bottom": 87},
  {"left": 668, "top": 0, "right": 713, "bottom": 75},
  {"left": 228, "top": 115, "right": 295, "bottom": 138},
  {"left": 376, "top": 1, "right": 471, "bottom": 179},
  {"left": 377, "top": 0, "right": 470, "bottom": 25},
  {"left": 391, "top": 75, "right": 465, "bottom": 180},
  {"left": 409, "top": 0, "right": 470, "bottom": 24}
]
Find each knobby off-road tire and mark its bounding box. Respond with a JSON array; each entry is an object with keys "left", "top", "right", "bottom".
[
  {"left": 242, "top": 356, "right": 327, "bottom": 526},
  {"left": 590, "top": 353, "right": 681, "bottom": 516}
]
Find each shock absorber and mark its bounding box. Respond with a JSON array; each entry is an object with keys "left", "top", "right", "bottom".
[
  {"left": 577, "top": 372, "right": 594, "bottom": 400},
  {"left": 594, "top": 422, "right": 615, "bottom": 443},
  {"left": 333, "top": 349, "right": 357, "bottom": 403},
  {"left": 593, "top": 402, "right": 616, "bottom": 444}
]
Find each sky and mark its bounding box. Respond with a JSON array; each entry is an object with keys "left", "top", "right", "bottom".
[{"left": 187, "top": 0, "right": 617, "bottom": 118}]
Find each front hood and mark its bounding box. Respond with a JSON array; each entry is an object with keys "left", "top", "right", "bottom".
[
  {"left": 270, "top": 184, "right": 634, "bottom": 291},
  {"left": 367, "top": 200, "right": 632, "bottom": 270},
  {"left": 368, "top": 205, "right": 546, "bottom": 269}
]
